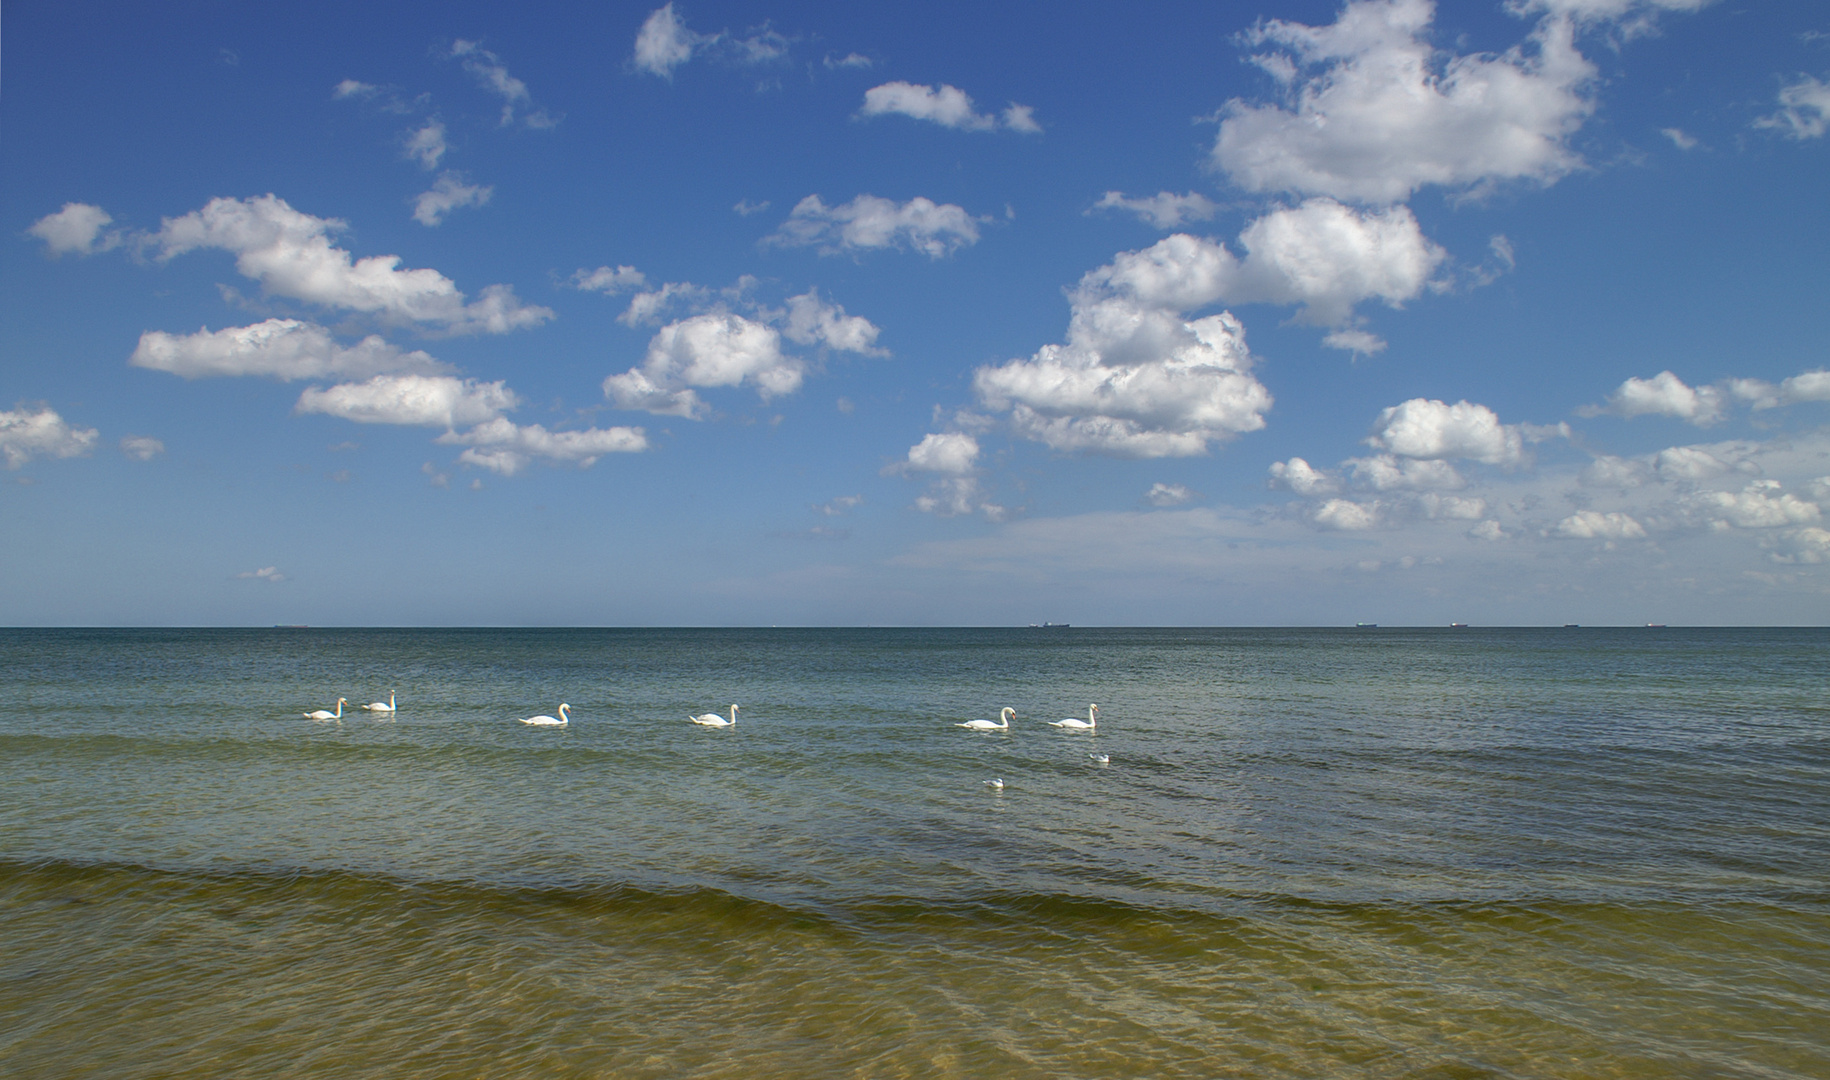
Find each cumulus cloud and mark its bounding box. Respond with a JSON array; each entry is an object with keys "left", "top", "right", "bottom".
[
  {"left": 617, "top": 281, "right": 712, "bottom": 326},
  {"left": 296, "top": 374, "right": 517, "bottom": 428},
  {"left": 897, "top": 432, "right": 980, "bottom": 475},
  {"left": 1214, "top": 0, "right": 1596, "bottom": 203},
  {"left": 0, "top": 406, "right": 99, "bottom": 469},
  {"left": 1551, "top": 509, "right": 1648, "bottom": 540},
  {"left": 1583, "top": 370, "right": 1725, "bottom": 425},
  {"left": 412, "top": 173, "right": 493, "bottom": 226},
  {"left": 1345, "top": 453, "right": 1466, "bottom": 490},
  {"left": 149, "top": 195, "right": 551, "bottom": 335},
  {"left": 859, "top": 82, "right": 1039, "bottom": 133},
  {"left": 1145, "top": 482, "right": 1195, "bottom": 506},
  {"left": 450, "top": 39, "right": 556, "bottom": 128},
  {"left": 915, "top": 476, "right": 1004, "bottom": 518},
  {"left": 333, "top": 79, "right": 379, "bottom": 99},
  {"left": 766, "top": 194, "right": 984, "bottom": 258},
  {"left": 1268, "top": 457, "right": 1342, "bottom": 496},
  {"left": 604, "top": 313, "right": 799, "bottom": 418},
  {"left": 974, "top": 243, "right": 1274, "bottom": 459},
  {"left": 436, "top": 418, "right": 648, "bottom": 475},
  {"left": 131, "top": 319, "right": 448, "bottom": 381},
  {"left": 1366, "top": 398, "right": 1530, "bottom": 467},
  {"left": 120, "top": 435, "right": 165, "bottom": 461},
  {"left": 1684, "top": 480, "right": 1821, "bottom": 530},
  {"left": 1075, "top": 201, "right": 1444, "bottom": 335},
  {"left": 405, "top": 120, "right": 448, "bottom": 169},
  {"left": 1089, "top": 191, "right": 1221, "bottom": 230},
  {"left": 782, "top": 289, "right": 883, "bottom": 353},
  {"left": 632, "top": 4, "right": 790, "bottom": 77},
  {"left": 571, "top": 265, "right": 648, "bottom": 294},
  {"left": 1755, "top": 75, "right": 1830, "bottom": 140},
  {"left": 27, "top": 203, "right": 123, "bottom": 257}
]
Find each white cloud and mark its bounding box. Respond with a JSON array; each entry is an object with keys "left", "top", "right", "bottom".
[
  {"left": 766, "top": 194, "right": 983, "bottom": 258},
  {"left": 859, "top": 82, "right": 1039, "bottom": 133},
  {"left": 131, "top": 319, "right": 448, "bottom": 381},
  {"left": 236, "top": 566, "right": 286, "bottom": 582},
  {"left": 405, "top": 120, "right": 448, "bottom": 169},
  {"left": 631, "top": 5, "right": 790, "bottom": 77},
  {"left": 437, "top": 418, "right": 648, "bottom": 475},
  {"left": 1077, "top": 201, "right": 1444, "bottom": 331},
  {"left": 1145, "top": 482, "right": 1195, "bottom": 506},
  {"left": 149, "top": 195, "right": 551, "bottom": 335},
  {"left": 1661, "top": 127, "right": 1698, "bottom": 150},
  {"left": 28, "top": 203, "right": 122, "bottom": 257},
  {"left": 733, "top": 199, "right": 771, "bottom": 217},
  {"left": 295, "top": 374, "right": 517, "bottom": 428},
  {"left": 975, "top": 245, "right": 1274, "bottom": 459},
  {"left": 412, "top": 173, "right": 494, "bottom": 227},
  {"left": 617, "top": 281, "right": 711, "bottom": 326},
  {"left": 604, "top": 313, "right": 800, "bottom": 418},
  {"left": 817, "top": 494, "right": 863, "bottom": 516},
  {"left": 1214, "top": 0, "right": 1596, "bottom": 203},
  {"left": 914, "top": 476, "right": 1003, "bottom": 519},
  {"left": 571, "top": 265, "right": 649, "bottom": 294},
  {"left": 634, "top": 4, "right": 706, "bottom": 76},
  {"left": 450, "top": 40, "right": 556, "bottom": 128},
  {"left": 1313, "top": 497, "right": 1382, "bottom": 530},
  {"left": 824, "top": 52, "right": 873, "bottom": 70},
  {"left": 1088, "top": 191, "right": 1220, "bottom": 230},
  {"left": 1321, "top": 328, "right": 1389, "bottom": 354},
  {"left": 1345, "top": 453, "right": 1466, "bottom": 490},
  {"left": 1684, "top": 481, "right": 1821, "bottom": 529},
  {"left": 898, "top": 432, "right": 980, "bottom": 475},
  {"left": 1755, "top": 75, "right": 1830, "bottom": 139},
  {"left": 782, "top": 290, "right": 883, "bottom": 354},
  {"left": 0, "top": 406, "right": 99, "bottom": 469},
  {"left": 333, "top": 79, "right": 379, "bottom": 99},
  {"left": 120, "top": 436, "right": 165, "bottom": 461},
  {"left": 1268, "top": 456, "right": 1342, "bottom": 496},
  {"left": 1551, "top": 509, "right": 1648, "bottom": 539},
  {"left": 1584, "top": 370, "right": 1725, "bottom": 425},
  {"left": 1366, "top": 398, "right": 1528, "bottom": 467}
]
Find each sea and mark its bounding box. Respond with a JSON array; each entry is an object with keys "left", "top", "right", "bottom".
[{"left": 1, "top": 626, "right": 1825, "bottom": 1078}]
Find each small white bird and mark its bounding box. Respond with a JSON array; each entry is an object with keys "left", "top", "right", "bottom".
[
  {"left": 360, "top": 693, "right": 396, "bottom": 713},
  {"left": 691, "top": 704, "right": 738, "bottom": 727},
  {"left": 1088, "top": 752, "right": 1110, "bottom": 764},
  {"left": 519, "top": 703, "right": 570, "bottom": 727},
  {"left": 304, "top": 698, "right": 347, "bottom": 721},
  {"left": 957, "top": 707, "right": 1014, "bottom": 731},
  {"left": 1051, "top": 704, "right": 1098, "bottom": 730},
  {"left": 984, "top": 778, "right": 1005, "bottom": 790}
]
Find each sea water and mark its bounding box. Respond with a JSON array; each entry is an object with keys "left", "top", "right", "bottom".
[{"left": 1, "top": 627, "right": 1826, "bottom": 1078}]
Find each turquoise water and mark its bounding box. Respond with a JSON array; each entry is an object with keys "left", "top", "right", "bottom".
[{"left": 2, "top": 627, "right": 1826, "bottom": 1077}]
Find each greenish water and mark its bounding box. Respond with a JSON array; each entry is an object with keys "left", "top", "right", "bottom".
[{"left": 2, "top": 627, "right": 1826, "bottom": 1077}]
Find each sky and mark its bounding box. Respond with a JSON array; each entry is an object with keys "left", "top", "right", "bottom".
[{"left": 3, "top": 0, "right": 1828, "bottom": 626}]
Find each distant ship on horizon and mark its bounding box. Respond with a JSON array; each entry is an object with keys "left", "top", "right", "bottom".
[{"left": 1027, "top": 622, "right": 1071, "bottom": 629}]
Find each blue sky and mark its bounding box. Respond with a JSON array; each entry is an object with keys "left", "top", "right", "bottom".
[{"left": 4, "top": 0, "right": 1828, "bottom": 626}]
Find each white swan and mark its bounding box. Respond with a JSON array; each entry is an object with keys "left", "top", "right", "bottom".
[
  {"left": 690, "top": 704, "right": 737, "bottom": 727},
  {"left": 984, "top": 778, "right": 1005, "bottom": 790},
  {"left": 957, "top": 707, "right": 1014, "bottom": 731},
  {"left": 304, "top": 697, "right": 347, "bottom": 720},
  {"left": 1050, "top": 703, "right": 1098, "bottom": 730},
  {"left": 519, "top": 703, "right": 570, "bottom": 727},
  {"left": 1088, "top": 752, "right": 1110, "bottom": 764},
  {"left": 361, "top": 693, "right": 396, "bottom": 713}
]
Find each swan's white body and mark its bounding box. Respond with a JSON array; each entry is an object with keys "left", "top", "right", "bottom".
[
  {"left": 1050, "top": 703, "right": 1098, "bottom": 730},
  {"left": 305, "top": 697, "right": 347, "bottom": 721},
  {"left": 690, "top": 705, "right": 738, "bottom": 727},
  {"left": 520, "top": 703, "right": 570, "bottom": 727},
  {"left": 984, "top": 778, "right": 1005, "bottom": 790},
  {"left": 958, "top": 707, "right": 1014, "bottom": 731},
  {"left": 361, "top": 693, "right": 396, "bottom": 713}
]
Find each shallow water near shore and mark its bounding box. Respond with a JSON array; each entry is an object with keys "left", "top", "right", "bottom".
[{"left": 3, "top": 627, "right": 1827, "bottom": 1077}]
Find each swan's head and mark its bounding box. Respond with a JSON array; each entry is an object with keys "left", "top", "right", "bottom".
[
  {"left": 337, "top": 698, "right": 348, "bottom": 705},
  {"left": 1000, "top": 707, "right": 1015, "bottom": 721},
  {"left": 559, "top": 703, "right": 571, "bottom": 715}
]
